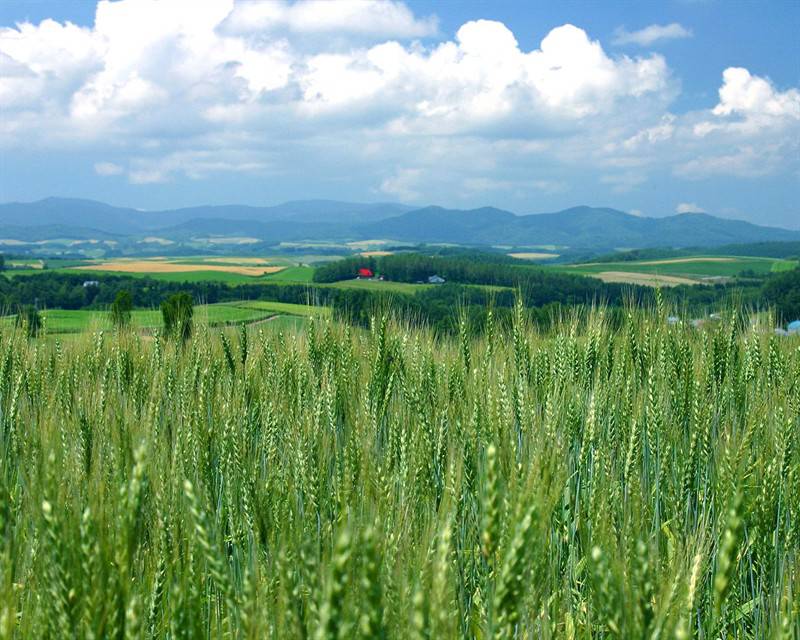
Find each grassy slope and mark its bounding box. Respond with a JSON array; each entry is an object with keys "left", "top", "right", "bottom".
[
  {"left": 0, "top": 303, "right": 288, "bottom": 334},
  {"left": 231, "top": 299, "right": 331, "bottom": 317},
  {"left": 323, "top": 279, "right": 432, "bottom": 293},
  {"left": 61, "top": 269, "right": 271, "bottom": 285},
  {"left": 262, "top": 265, "right": 315, "bottom": 282}
]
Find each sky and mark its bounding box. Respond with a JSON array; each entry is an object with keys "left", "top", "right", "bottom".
[{"left": 0, "top": 0, "right": 798, "bottom": 228}]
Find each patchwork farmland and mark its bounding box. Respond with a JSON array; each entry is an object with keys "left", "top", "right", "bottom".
[{"left": 561, "top": 255, "right": 798, "bottom": 286}]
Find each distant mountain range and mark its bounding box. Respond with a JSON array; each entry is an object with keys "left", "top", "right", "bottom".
[{"left": 0, "top": 197, "right": 797, "bottom": 251}]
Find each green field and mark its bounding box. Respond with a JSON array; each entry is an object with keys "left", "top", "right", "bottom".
[
  {"left": 325, "top": 278, "right": 432, "bottom": 293},
  {"left": 232, "top": 299, "right": 330, "bottom": 317},
  {"left": 0, "top": 307, "right": 796, "bottom": 638},
  {"left": 262, "top": 265, "right": 315, "bottom": 282},
  {"left": 0, "top": 300, "right": 323, "bottom": 334},
  {"left": 560, "top": 255, "right": 798, "bottom": 284}
]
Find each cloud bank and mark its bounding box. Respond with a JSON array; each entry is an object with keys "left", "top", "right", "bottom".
[{"left": 0, "top": 0, "right": 798, "bottom": 208}]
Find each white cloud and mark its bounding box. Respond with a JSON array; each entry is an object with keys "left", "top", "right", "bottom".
[
  {"left": 713, "top": 68, "right": 800, "bottom": 119},
  {"left": 676, "top": 202, "right": 705, "bottom": 213},
  {"left": 620, "top": 114, "right": 675, "bottom": 150},
  {"left": 0, "top": 1, "right": 797, "bottom": 201},
  {"left": 629, "top": 209, "right": 644, "bottom": 217},
  {"left": 671, "top": 69, "right": 800, "bottom": 182},
  {"left": 94, "top": 161, "right": 123, "bottom": 176},
  {"left": 613, "top": 23, "right": 692, "bottom": 47},
  {"left": 222, "top": 0, "right": 438, "bottom": 38},
  {"left": 0, "top": 8, "right": 672, "bottom": 143},
  {"left": 692, "top": 68, "right": 800, "bottom": 137},
  {"left": 379, "top": 168, "right": 422, "bottom": 201},
  {"left": 295, "top": 21, "right": 671, "bottom": 127}
]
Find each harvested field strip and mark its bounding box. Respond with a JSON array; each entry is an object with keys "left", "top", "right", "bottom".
[
  {"left": 593, "top": 271, "right": 697, "bottom": 286},
  {"left": 72, "top": 261, "right": 285, "bottom": 276},
  {"left": 508, "top": 252, "right": 560, "bottom": 260},
  {"left": 183, "top": 257, "right": 273, "bottom": 265}
]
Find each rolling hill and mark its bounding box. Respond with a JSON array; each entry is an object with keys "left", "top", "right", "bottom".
[
  {"left": 359, "top": 205, "right": 799, "bottom": 248},
  {"left": 0, "top": 197, "right": 797, "bottom": 251}
]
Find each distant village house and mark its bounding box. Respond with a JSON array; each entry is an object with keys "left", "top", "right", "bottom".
[
  {"left": 357, "top": 268, "right": 374, "bottom": 279},
  {"left": 82, "top": 280, "right": 99, "bottom": 288},
  {"left": 428, "top": 274, "right": 446, "bottom": 284}
]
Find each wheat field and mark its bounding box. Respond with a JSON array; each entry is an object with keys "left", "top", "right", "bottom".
[{"left": 0, "top": 302, "right": 797, "bottom": 638}]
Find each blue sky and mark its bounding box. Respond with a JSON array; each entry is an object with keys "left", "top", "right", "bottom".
[{"left": 0, "top": 0, "right": 798, "bottom": 228}]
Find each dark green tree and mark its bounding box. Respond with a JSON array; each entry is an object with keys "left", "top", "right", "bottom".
[
  {"left": 0, "top": 254, "right": 5, "bottom": 271},
  {"left": 761, "top": 266, "right": 800, "bottom": 321},
  {"left": 161, "top": 292, "right": 194, "bottom": 341},
  {"left": 16, "top": 304, "right": 42, "bottom": 338},
  {"left": 110, "top": 290, "right": 133, "bottom": 329}
]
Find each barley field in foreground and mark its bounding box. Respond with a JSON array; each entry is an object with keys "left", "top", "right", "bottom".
[{"left": 0, "top": 304, "right": 797, "bottom": 639}]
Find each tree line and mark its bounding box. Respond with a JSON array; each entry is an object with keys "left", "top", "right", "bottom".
[{"left": 2, "top": 262, "right": 798, "bottom": 337}]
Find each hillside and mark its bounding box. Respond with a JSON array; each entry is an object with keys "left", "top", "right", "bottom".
[{"left": 1, "top": 197, "right": 797, "bottom": 251}]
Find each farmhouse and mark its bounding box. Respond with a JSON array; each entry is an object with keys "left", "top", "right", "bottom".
[
  {"left": 357, "top": 267, "right": 374, "bottom": 278},
  {"left": 82, "top": 280, "right": 99, "bottom": 288},
  {"left": 428, "top": 274, "right": 446, "bottom": 284},
  {"left": 788, "top": 320, "right": 800, "bottom": 334}
]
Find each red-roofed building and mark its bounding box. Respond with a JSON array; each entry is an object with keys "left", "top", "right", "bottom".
[{"left": 357, "top": 268, "right": 374, "bottom": 278}]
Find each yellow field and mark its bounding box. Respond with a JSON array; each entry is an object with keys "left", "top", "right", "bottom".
[
  {"left": 194, "top": 257, "right": 272, "bottom": 265},
  {"left": 508, "top": 252, "right": 560, "bottom": 260},
  {"left": 593, "top": 271, "right": 697, "bottom": 287},
  {"left": 73, "top": 260, "right": 284, "bottom": 276},
  {"left": 360, "top": 251, "right": 393, "bottom": 257}
]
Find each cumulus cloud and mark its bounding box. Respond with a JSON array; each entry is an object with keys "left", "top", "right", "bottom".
[
  {"left": 692, "top": 68, "right": 800, "bottom": 139},
  {"left": 0, "top": 0, "right": 797, "bottom": 201},
  {"left": 222, "top": 0, "right": 438, "bottom": 38},
  {"left": 294, "top": 20, "right": 671, "bottom": 128},
  {"left": 0, "top": 5, "right": 673, "bottom": 152},
  {"left": 613, "top": 23, "right": 692, "bottom": 47},
  {"left": 676, "top": 202, "right": 705, "bottom": 213},
  {"left": 714, "top": 68, "right": 800, "bottom": 119}
]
